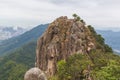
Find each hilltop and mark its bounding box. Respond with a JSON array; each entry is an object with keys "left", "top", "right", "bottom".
[{"left": 34, "top": 15, "right": 120, "bottom": 80}]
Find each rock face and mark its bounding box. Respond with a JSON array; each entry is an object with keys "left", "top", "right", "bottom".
[
  {"left": 36, "top": 16, "right": 96, "bottom": 76},
  {"left": 24, "top": 67, "right": 47, "bottom": 80}
]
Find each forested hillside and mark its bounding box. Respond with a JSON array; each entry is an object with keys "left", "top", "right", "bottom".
[{"left": 0, "top": 41, "right": 36, "bottom": 80}]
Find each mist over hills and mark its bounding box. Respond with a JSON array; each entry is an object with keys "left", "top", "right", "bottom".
[{"left": 0, "top": 27, "right": 26, "bottom": 41}]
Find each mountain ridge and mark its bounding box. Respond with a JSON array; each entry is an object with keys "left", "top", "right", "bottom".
[{"left": 0, "top": 24, "right": 48, "bottom": 56}]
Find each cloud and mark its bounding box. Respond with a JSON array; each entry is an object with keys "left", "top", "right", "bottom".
[{"left": 0, "top": 0, "right": 120, "bottom": 29}]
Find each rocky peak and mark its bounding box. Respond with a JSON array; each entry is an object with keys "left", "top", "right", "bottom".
[{"left": 36, "top": 16, "right": 96, "bottom": 76}]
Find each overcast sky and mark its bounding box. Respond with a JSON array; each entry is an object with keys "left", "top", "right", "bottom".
[{"left": 0, "top": 0, "right": 120, "bottom": 30}]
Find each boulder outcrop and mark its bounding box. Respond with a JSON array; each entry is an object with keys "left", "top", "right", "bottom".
[
  {"left": 36, "top": 16, "right": 96, "bottom": 77},
  {"left": 24, "top": 67, "right": 47, "bottom": 80}
]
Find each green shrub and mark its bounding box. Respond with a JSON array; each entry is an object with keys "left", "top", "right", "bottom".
[
  {"left": 57, "top": 54, "right": 91, "bottom": 80},
  {"left": 88, "top": 25, "right": 113, "bottom": 52}
]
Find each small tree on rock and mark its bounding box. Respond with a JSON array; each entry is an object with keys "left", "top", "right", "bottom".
[{"left": 72, "top": 13, "right": 81, "bottom": 21}]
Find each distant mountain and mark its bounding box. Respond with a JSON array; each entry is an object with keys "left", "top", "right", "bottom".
[
  {"left": 0, "top": 27, "right": 26, "bottom": 41},
  {"left": 97, "top": 30, "right": 120, "bottom": 54},
  {"left": 0, "top": 24, "right": 48, "bottom": 56}
]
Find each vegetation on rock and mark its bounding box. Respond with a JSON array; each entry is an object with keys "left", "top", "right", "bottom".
[
  {"left": 46, "top": 15, "right": 120, "bottom": 80},
  {"left": 55, "top": 51, "right": 120, "bottom": 80}
]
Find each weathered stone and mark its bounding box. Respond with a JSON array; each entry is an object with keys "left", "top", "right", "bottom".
[
  {"left": 24, "top": 67, "right": 47, "bottom": 80},
  {"left": 36, "top": 16, "right": 96, "bottom": 77}
]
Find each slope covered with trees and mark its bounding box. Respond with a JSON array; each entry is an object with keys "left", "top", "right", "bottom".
[
  {"left": 0, "top": 24, "right": 48, "bottom": 80},
  {"left": 0, "top": 41, "right": 36, "bottom": 80}
]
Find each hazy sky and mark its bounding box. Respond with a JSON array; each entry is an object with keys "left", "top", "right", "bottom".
[{"left": 0, "top": 0, "right": 120, "bottom": 30}]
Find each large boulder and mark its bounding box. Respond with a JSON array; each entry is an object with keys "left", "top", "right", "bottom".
[{"left": 24, "top": 67, "right": 47, "bottom": 80}]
